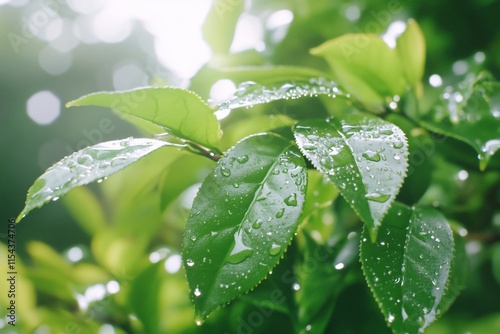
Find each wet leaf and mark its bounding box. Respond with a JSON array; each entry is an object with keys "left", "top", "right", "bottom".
[
  {"left": 67, "top": 87, "right": 221, "bottom": 151},
  {"left": 311, "top": 34, "right": 406, "bottom": 107},
  {"left": 419, "top": 72, "right": 500, "bottom": 170},
  {"left": 18, "top": 138, "right": 170, "bottom": 221},
  {"left": 182, "top": 133, "right": 307, "bottom": 322},
  {"left": 360, "top": 202, "right": 455, "bottom": 334},
  {"left": 294, "top": 115, "right": 408, "bottom": 241},
  {"left": 216, "top": 77, "right": 346, "bottom": 111}
]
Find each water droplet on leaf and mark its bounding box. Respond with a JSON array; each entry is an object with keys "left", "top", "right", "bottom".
[
  {"left": 365, "top": 193, "right": 390, "bottom": 203},
  {"left": 228, "top": 230, "right": 253, "bottom": 264},
  {"left": 269, "top": 243, "right": 282, "bottom": 256},
  {"left": 284, "top": 193, "right": 297, "bottom": 207}
]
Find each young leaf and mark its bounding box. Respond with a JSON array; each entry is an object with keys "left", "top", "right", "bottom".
[
  {"left": 216, "top": 77, "right": 346, "bottom": 111},
  {"left": 360, "top": 202, "right": 455, "bottom": 334},
  {"left": 17, "top": 138, "right": 170, "bottom": 221},
  {"left": 294, "top": 115, "right": 408, "bottom": 241},
  {"left": 396, "top": 19, "right": 426, "bottom": 89},
  {"left": 311, "top": 34, "right": 406, "bottom": 107},
  {"left": 67, "top": 87, "right": 221, "bottom": 151},
  {"left": 419, "top": 72, "right": 500, "bottom": 170},
  {"left": 182, "top": 133, "right": 307, "bottom": 322}
]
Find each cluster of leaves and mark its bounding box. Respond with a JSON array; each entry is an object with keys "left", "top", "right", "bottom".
[{"left": 15, "top": 9, "right": 500, "bottom": 334}]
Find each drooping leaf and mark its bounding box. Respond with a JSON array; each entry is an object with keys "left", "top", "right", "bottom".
[
  {"left": 67, "top": 87, "right": 221, "bottom": 151},
  {"left": 419, "top": 72, "right": 500, "bottom": 170},
  {"left": 396, "top": 19, "right": 426, "bottom": 90},
  {"left": 17, "top": 138, "right": 170, "bottom": 221},
  {"left": 182, "top": 133, "right": 307, "bottom": 322},
  {"left": 294, "top": 116, "right": 408, "bottom": 241},
  {"left": 216, "top": 77, "right": 346, "bottom": 111},
  {"left": 311, "top": 34, "right": 406, "bottom": 107},
  {"left": 360, "top": 202, "right": 455, "bottom": 334}
]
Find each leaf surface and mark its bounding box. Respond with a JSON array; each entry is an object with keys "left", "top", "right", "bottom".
[
  {"left": 67, "top": 87, "right": 220, "bottom": 151},
  {"left": 360, "top": 202, "right": 454, "bottom": 334},
  {"left": 182, "top": 133, "right": 307, "bottom": 322},
  {"left": 18, "top": 138, "right": 169, "bottom": 221},
  {"left": 294, "top": 116, "right": 408, "bottom": 240}
]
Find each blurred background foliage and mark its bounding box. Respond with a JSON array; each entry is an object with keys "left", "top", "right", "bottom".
[{"left": 1, "top": 0, "right": 500, "bottom": 333}]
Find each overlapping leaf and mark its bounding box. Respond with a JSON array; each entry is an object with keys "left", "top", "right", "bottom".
[
  {"left": 294, "top": 115, "right": 408, "bottom": 241},
  {"left": 182, "top": 133, "right": 307, "bottom": 322},
  {"left": 360, "top": 202, "right": 456, "bottom": 334},
  {"left": 67, "top": 87, "right": 221, "bottom": 151},
  {"left": 419, "top": 72, "right": 500, "bottom": 170},
  {"left": 17, "top": 138, "right": 170, "bottom": 221}
]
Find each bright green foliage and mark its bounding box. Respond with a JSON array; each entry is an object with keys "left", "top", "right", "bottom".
[
  {"left": 182, "top": 133, "right": 307, "bottom": 322},
  {"left": 361, "top": 202, "right": 456, "bottom": 334},
  {"left": 15, "top": 5, "right": 500, "bottom": 334},
  {"left": 17, "top": 138, "right": 170, "bottom": 221},
  {"left": 67, "top": 87, "right": 221, "bottom": 151},
  {"left": 294, "top": 115, "right": 408, "bottom": 241}
]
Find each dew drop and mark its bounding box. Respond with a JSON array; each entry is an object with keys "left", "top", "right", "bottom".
[
  {"left": 228, "top": 230, "right": 253, "bottom": 264},
  {"left": 379, "top": 129, "right": 394, "bottom": 135},
  {"left": 252, "top": 219, "right": 263, "bottom": 229},
  {"left": 269, "top": 243, "right": 282, "bottom": 256},
  {"left": 52, "top": 196, "right": 59, "bottom": 202},
  {"left": 220, "top": 166, "right": 231, "bottom": 177},
  {"left": 393, "top": 141, "right": 404, "bottom": 149},
  {"left": 276, "top": 208, "right": 285, "bottom": 218},
  {"left": 284, "top": 193, "right": 298, "bottom": 207},
  {"left": 186, "top": 259, "right": 195, "bottom": 267},
  {"left": 237, "top": 155, "right": 249, "bottom": 163},
  {"left": 388, "top": 314, "right": 395, "bottom": 323},
  {"left": 233, "top": 182, "right": 240, "bottom": 188},
  {"left": 362, "top": 150, "right": 381, "bottom": 162},
  {"left": 194, "top": 287, "right": 201, "bottom": 297},
  {"left": 365, "top": 193, "right": 390, "bottom": 203}
]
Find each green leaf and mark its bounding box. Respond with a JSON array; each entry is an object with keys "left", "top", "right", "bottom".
[
  {"left": 294, "top": 115, "right": 408, "bottom": 241},
  {"left": 182, "top": 133, "right": 307, "bottom": 322},
  {"left": 202, "top": 0, "right": 244, "bottom": 54},
  {"left": 311, "top": 34, "right": 406, "bottom": 107},
  {"left": 396, "top": 19, "right": 426, "bottom": 89},
  {"left": 216, "top": 77, "right": 346, "bottom": 111},
  {"left": 419, "top": 72, "right": 500, "bottom": 170},
  {"left": 360, "top": 202, "right": 455, "bottom": 334},
  {"left": 67, "top": 87, "right": 221, "bottom": 151},
  {"left": 18, "top": 138, "right": 170, "bottom": 221}
]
